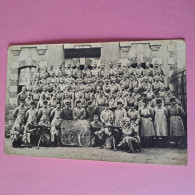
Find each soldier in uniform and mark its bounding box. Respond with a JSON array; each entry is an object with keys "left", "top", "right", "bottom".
[
  {"left": 17, "top": 86, "right": 27, "bottom": 105},
  {"left": 32, "top": 88, "right": 40, "bottom": 107},
  {"left": 48, "top": 65, "right": 55, "bottom": 77},
  {"left": 61, "top": 102, "right": 73, "bottom": 120},
  {"left": 134, "top": 62, "right": 143, "bottom": 77},
  {"left": 73, "top": 100, "right": 86, "bottom": 120},
  {"left": 25, "top": 101, "right": 38, "bottom": 124},
  {"left": 25, "top": 93, "right": 32, "bottom": 109},
  {"left": 13, "top": 100, "right": 27, "bottom": 125},
  {"left": 55, "top": 64, "right": 63, "bottom": 77},
  {"left": 143, "top": 60, "right": 153, "bottom": 77},
  {"left": 127, "top": 102, "right": 140, "bottom": 132},
  {"left": 139, "top": 98, "right": 155, "bottom": 147},
  {"left": 114, "top": 101, "right": 127, "bottom": 127},
  {"left": 168, "top": 97, "right": 186, "bottom": 148},
  {"left": 86, "top": 100, "right": 98, "bottom": 121},
  {"left": 90, "top": 115, "right": 103, "bottom": 146},
  {"left": 40, "top": 66, "right": 49, "bottom": 79},
  {"left": 100, "top": 103, "right": 114, "bottom": 125},
  {"left": 100, "top": 64, "right": 108, "bottom": 79},
  {"left": 64, "top": 63, "right": 72, "bottom": 77},
  {"left": 117, "top": 118, "right": 141, "bottom": 153},
  {"left": 10, "top": 118, "right": 25, "bottom": 148},
  {"left": 37, "top": 101, "right": 51, "bottom": 123},
  {"left": 32, "top": 66, "right": 40, "bottom": 81}
]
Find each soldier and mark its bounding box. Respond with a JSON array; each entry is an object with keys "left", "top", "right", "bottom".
[
  {"left": 10, "top": 118, "right": 25, "bottom": 148},
  {"left": 100, "top": 64, "right": 108, "bottom": 79},
  {"left": 153, "top": 61, "right": 164, "bottom": 77},
  {"left": 127, "top": 102, "right": 140, "bottom": 132},
  {"left": 32, "top": 66, "right": 40, "bottom": 81},
  {"left": 48, "top": 65, "right": 55, "bottom": 77},
  {"left": 73, "top": 100, "right": 86, "bottom": 120},
  {"left": 50, "top": 102, "right": 62, "bottom": 145},
  {"left": 90, "top": 115, "right": 103, "bottom": 146},
  {"left": 116, "top": 62, "right": 124, "bottom": 77},
  {"left": 153, "top": 99, "right": 168, "bottom": 146},
  {"left": 61, "top": 102, "right": 73, "bottom": 120},
  {"left": 64, "top": 63, "right": 72, "bottom": 77},
  {"left": 25, "top": 93, "right": 32, "bottom": 109},
  {"left": 25, "top": 101, "right": 38, "bottom": 124},
  {"left": 40, "top": 66, "right": 49, "bottom": 79},
  {"left": 17, "top": 86, "right": 27, "bottom": 105},
  {"left": 117, "top": 118, "right": 141, "bottom": 153},
  {"left": 114, "top": 101, "right": 127, "bottom": 127},
  {"left": 86, "top": 101, "right": 98, "bottom": 121},
  {"left": 168, "top": 97, "right": 186, "bottom": 148},
  {"left": 13, "top": 100, "right": 27, "bottom": 124},
  {"left": 32, "top": 88, "right": 40, "bottom": 107},
  {"left": 134, "top": 62, "right": 143, "bottom": 77},
  {"left": 25, "top": 119, "right": 37, "bottom": 148},
  {"left": 72, "top": 63, "right": 82, "bottom": 79},
  {"left": 96, "top": 93, "right": 108, "bottom": 115},
  {"left": 108, "top": 61, "right": 116, "bottom": 78},
  {"left": 100, "top": 103, "right": 114, "bottom": 125},
  {"left": 37, "top": 93, "right": 46, "bottom": 109},
  {"left": 91, "top": 64, "right": 100, "bottom": 78},
  {"left": 102, "top": 79, "right": 111, "bottom": 98},
  {"left": 143, "top": 60, "right": 153, "bottom": 77},
  {"left": 139, "top": 98, "right": 155, "bottom": 147},
  {"left": 55, "top": 63, "right": 63, "bottom": 77},
  {"left": 48, "top": 94, "right": 58, "bottom": 109},
  {"left": 37, "top": 101, "right": 51, "bottom": 122},
  {"left": 82, "top": 64, "right": 89, "bottom": 79}
]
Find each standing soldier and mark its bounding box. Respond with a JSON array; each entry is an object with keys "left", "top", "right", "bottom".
[
  {"left": 48, "top": 65, "right": 55, "bottom": 77},
  {"left": 40, "top": 66, "right": 49, "bottom": 79},
  {"left": 55, "top": 63, "right": 63, "bottom": 77},
  {"left": 100, "top": 103, "right": 114, "bottom": 125},
  {"left": 154, "top": 99, "right": 168, "bottom": 146},
  {"left": 134, "top": 62, "right": 143, "bottom": 77},
  {"left": 25, "top": 101, "right": 38, "bottom": 124},
  {"left": 86, "top": 101, "right": 98, "bottom": 121},
  {"left": 91, "top": 64, "right": 100, "bottom": 78},
  {"left": 17, "top": 86, "right": 27, "bottom": 105},
  {"left": 64, "top": 63, "right": 72, "bottom": 77},
  {"left": 73, "top": 100, "right": 86, "bottom": 120},
  {"left": 127, "top": 102, "right": 140, "bottom": 132},
  {"left": 168, "top": 97, "right": 186, "bottom": 148},
  {"left": 114, "top": 101, "right": 127, "bottom": 127},
  {"left": 139, "top": 98, "right": 155, "bottom": 147},
  {"left": 13, "top": 100, "right": 27, "bottom": 125}
]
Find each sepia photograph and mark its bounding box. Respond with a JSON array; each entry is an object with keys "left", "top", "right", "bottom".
[{"left": 5, "top": 40, "right": 187, "bottom": 165}]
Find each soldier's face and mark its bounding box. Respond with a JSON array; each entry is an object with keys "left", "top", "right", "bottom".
[
  {"left": 77, "top": 103, "right": 81, "bottom": 108},
  {"left": 171, "top": 101, "right": 176, "bottom": 106},
  {"left": 57, "top": 104, "right": 60, "bottom": 109},
  {"left": 157, "top": 103, "right": 161, "bottom": 107}
]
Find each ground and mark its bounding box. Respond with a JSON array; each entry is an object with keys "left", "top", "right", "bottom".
[{"left": 4, "top": 138, "right": 187, "bottom": 166}]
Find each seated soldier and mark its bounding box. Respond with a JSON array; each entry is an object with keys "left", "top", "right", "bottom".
[
  {"left": 117, "top": 118, "right": 141, "bottom": 153},
  {"left": 73, "top": 100, "right": 86, "bottom": 120},
  {"left": 25, "top": 119, "right": 37, "bottom": 148},
  {"left": 10, "top": 118, "right": 25, "bottom": 148},
  {"left": 95, "top": 117, "right": 120, "bottom": 149},
  {"left": 61, "top": 102, "right": 73, "bottom": 120},
  {"left": 90, "top": 115, "right": 103, "bottom": 146}
]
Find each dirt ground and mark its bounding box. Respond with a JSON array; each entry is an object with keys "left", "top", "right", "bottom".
[{"left": 4, "top": 138, "right": 187, "bottom": 166}]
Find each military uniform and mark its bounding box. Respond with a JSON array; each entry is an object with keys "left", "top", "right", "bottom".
[
  {"left": 73, "top": 107, "right": 86, "bottom": 120},
  {"left": 114, "top": 108, "right": 127, "bottom": 127}
]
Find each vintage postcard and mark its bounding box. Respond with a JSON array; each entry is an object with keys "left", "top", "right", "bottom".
[{"left": 5, "top": 40, "right": 187, "bottom": 165}]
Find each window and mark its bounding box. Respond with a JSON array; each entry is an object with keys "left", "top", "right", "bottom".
[{"left": 18, "top": 66, "right": 36, "bottom": 86}]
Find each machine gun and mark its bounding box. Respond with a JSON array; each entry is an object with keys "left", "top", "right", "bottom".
[
  {"left": 100, "top": 125, "right": 122, "bottom": 151},
  {"left": 32, "top": 125, "right": 53, "bottom": 149}
]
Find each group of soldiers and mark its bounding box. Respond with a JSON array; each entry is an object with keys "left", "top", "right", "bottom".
[{"left": 10, "top": 59, "right": 186, "bottom": 153}]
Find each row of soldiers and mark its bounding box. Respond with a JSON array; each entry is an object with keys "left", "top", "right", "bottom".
[{"left": 11, "top": 60, "right": 186, "bottom": 152}]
